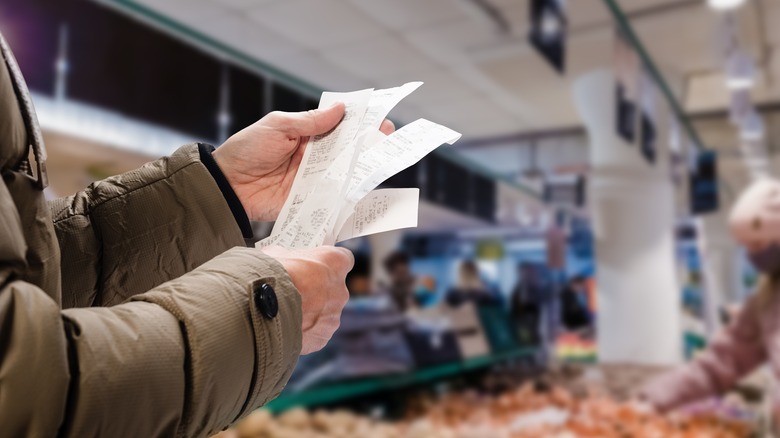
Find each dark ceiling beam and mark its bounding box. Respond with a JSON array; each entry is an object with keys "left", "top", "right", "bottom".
[
  {"left": 568, "top": 0, "right": 703, "bottom": 36},
  {"left": 458, "top": 100, "right": 780, "bottom": 150},
  {"left": 690, "top": 100, "right": 780, "bottom": 120},
  {"left": 455, "top": 125, "right": 584, "bottom": 149}
]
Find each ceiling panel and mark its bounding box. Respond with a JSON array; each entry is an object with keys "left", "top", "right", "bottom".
[
  {"left": 272, "top": 53, "right": 371, "bottom": 92},
  {"left": 478, "top": 50, "right": 564, "bottom": 98},
  {"left": 210, "top": 0, "right": 276, "bottom": 11},
  {"left": 632, "top": 4, "right": 718, "bottom": 73},
  {"left": 567, "top": 28, "right": 613, "bottom": 78},
  {"left": 454, "top": 114, "right": 524, "bottom": 139},
  {"left": 195, "top": 12, "right": 305, "bottom": 61},
  {"left": 321, "top": 35, "right": 437, "bottom": 81},
  {"left": 422, "top": 96, "right": 507, "bottom": 123},
  {"left": 247, "top": 0, "right": 386, "bottom": 50},
  {"left": 490, "top": 0, "right": 675, "bottom": 29},
  {"left": 133, "top": 0, "right": 224, "bottom": 23},
  {"left": 763, "top": 0, "right": 780, "bottom": 45},
  {"left": 346, "top": 0, "right": 467, "bottom": 31},
  {"left": 405, "top": 19, "right": 511, "bottom": 56},
  {"left": 103, "top": 0, "right": 780, "bottom": 203},
  {"left": 376, "top": 68, "right": 479, "bottom": 106}
]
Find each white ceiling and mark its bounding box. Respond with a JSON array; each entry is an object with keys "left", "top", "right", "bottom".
[
  {"left": 122, "top": 0, "right": 780, "bottom": 141},
  {"left": 111, "top": 0, "right": 780, "bottom": 207}
]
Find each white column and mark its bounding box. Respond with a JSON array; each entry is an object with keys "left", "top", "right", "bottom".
[
  {"left": 573, "top": 70, "right": 682, "bottom": 365},
  {"left": 696, "top": 212, "right": 745, "bottom": 333}
]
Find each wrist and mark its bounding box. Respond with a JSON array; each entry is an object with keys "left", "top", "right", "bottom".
[{"left": 198, "top": 143, "right": 253, "bottom": 239}]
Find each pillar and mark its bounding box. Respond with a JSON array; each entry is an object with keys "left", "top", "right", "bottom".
[
  {"left": 696, "top": 212, "right": 745, "bottom": 333},
  {"left": 573, "top": 70, "right": 682, "bottom": 365}
]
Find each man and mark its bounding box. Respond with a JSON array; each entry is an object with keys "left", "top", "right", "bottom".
[
  {"left": 560, "top": 275, "right": 591, "bottom": 331},
  {"left": 382, "top": 251, "right": 415, "bottom": 312},
  {"left": 510, "top": 263, "right": 545, "bottom": 344},
  {"left": 0, "top": 32, "right": 394, "bottom": 437}
]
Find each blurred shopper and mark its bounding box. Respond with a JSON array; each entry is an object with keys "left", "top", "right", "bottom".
[
  {"left": 446, "top": 260, "right": 499, "bottom": 306},
  {"left": 346, "top": 252, "right": 372, "bottom": 298},
  {"left": 510, "top": 262, "right": 545, "bottom": 344},
  {"left": 383, "top": 251, "right": 415, "bottom": 311},
  {"left": 0, "top": 33, "right": 395, "bottom": 437},
  {"left": 560, "top": 275, "right": 592, "bottom": 331},
  {"left": 641, "top": 178, "right": 780, "bottom": 423}
]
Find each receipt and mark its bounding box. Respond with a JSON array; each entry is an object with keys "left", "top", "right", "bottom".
[
  {"left": 327, "top": 82, "right": 422, "bottom": 182},
  {"left": 258, "top": 83, "right": 461, "bottom": 249},
  {"left": 265, "top": 88, "right": 373, "bottom": 247},
  {"left": 286, "top": 83, "right": 424, "bottom": 246},
  {"left": 336, "top": 188, "right": 419, "bottom": 242},
  {"left": 328, "top": 119, "right": 462, "bottom": 242}
]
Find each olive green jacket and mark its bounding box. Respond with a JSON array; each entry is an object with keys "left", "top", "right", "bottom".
[{"left": 0, "top": 33, "right": 301, "bottom": 437}]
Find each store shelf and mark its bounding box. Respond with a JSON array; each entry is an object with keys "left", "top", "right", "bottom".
[{"left": 265, "top": 347, "right": 538, "bottom": 413}]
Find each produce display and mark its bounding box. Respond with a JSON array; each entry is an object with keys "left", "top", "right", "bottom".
[
  {"left": 224, "top": 382, "right": 753, "bottom": 438},
  {"left": 554, "top": 333, "right": 597, "bottom": 363}
]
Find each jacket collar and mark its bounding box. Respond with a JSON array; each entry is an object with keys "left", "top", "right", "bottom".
[{"left": 0, "top": 32, "right": 48, "bottom": 189}]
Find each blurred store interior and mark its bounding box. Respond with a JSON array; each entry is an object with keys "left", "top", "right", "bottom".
[{"left": 4, "top": 0, "right": 780, "bottom": 435}]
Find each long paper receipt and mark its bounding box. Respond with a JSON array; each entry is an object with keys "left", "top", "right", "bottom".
[{"left": 257, "top": 82, "right": 461, "bottom": 248}]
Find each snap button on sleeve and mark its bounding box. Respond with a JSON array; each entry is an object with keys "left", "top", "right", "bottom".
[{"left": 253, "top": 283, "right": 278, "bottom": 319}]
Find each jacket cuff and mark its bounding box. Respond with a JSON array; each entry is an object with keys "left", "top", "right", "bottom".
[
  {"left": 131, "top": 247, "right": 302, "bottom": 437},
  {"left": 198, "top": 143, "right": 253, "bottom": 239}
]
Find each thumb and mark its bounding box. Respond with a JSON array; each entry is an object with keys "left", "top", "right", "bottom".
[{"left": 280, "top": 102, "right": 345, "bottom": 136}]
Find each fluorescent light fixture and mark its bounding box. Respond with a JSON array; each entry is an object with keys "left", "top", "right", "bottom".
[
  {"left": 707, "top": 0, "right": 747, "bottom": 10},
  {"left": 740, "top": 110, "right": 764, "bottom": 141},
  {"left": 725, "top": 50, "right": 756, "bottom": 89}
]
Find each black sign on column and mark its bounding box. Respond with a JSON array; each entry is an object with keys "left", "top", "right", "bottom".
[
  {"left": 528, "top": 0, "right": 567, "bottom": 74},
  {"left": 689, "top": 150, "right": 719, "bottom": 215}
]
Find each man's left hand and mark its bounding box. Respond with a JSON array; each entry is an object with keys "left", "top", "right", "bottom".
[{"left": 213, "top": 104, "right": 395, "bottom": 222}]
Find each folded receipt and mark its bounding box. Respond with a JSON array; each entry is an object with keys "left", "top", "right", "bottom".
[{"left": 257, "top": 83, "right": 461, "bottom": 248}]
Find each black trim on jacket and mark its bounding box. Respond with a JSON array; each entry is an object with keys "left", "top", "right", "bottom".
[{"left": 198, "top": 143, "right": 253, "bottom": 239}]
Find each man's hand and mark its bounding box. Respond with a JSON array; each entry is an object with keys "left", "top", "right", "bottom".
[
  {"left": 261, "top": 245, "right": 354, "bottom": 355},
  {"left": 213, "top": 104, "right": 395, "bottom": 222}
]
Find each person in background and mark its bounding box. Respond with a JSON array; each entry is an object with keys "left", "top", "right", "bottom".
[
  {"left": 345, "top": 252, "right": 372, "bottom": 298},
  {"left": 559, "top": 275, "right": 591, "bottom": 331},
  {"left": 510, "top": 262, "right": 546, "bottom": 344},
  {"left": 446, "top": 260, "right": 498, "bottom": 306},
  {"left": 640, "top": 178, "right": 780, "bottom": 424},
  {"left": 383, "top": 251, "right": 415, "bottom": 311}
]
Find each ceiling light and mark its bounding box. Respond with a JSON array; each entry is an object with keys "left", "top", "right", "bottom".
[
  {"left": 725, "top": 51, "right": 756, "bottom": 89},
  {"left": 707, "top": 0, "right": 747, "bottom": 10},
  {"left": 740, "top": 110, "right": 764, "bottom": 141},
  {"left": 541, "top": 11, "right": 562, "bottom": 38}
]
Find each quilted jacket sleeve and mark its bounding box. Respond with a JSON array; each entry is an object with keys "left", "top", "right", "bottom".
[
  {"left": 49, "top": 144, "right": 245, "bottom": 308},
  {"left": 0, "top": 145, "right": 301, "bottom": 437},
  {"left": 0, "top": 246, "right": 301, "bottom": 437}
]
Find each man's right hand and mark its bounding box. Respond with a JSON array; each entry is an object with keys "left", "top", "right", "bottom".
[{"left": 261, "top": 246, "right": 353, "bottom": 355}]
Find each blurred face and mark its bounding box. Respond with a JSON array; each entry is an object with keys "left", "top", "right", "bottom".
[{"left": 390, "top": 263, "right": 410, "bottom": 281}]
